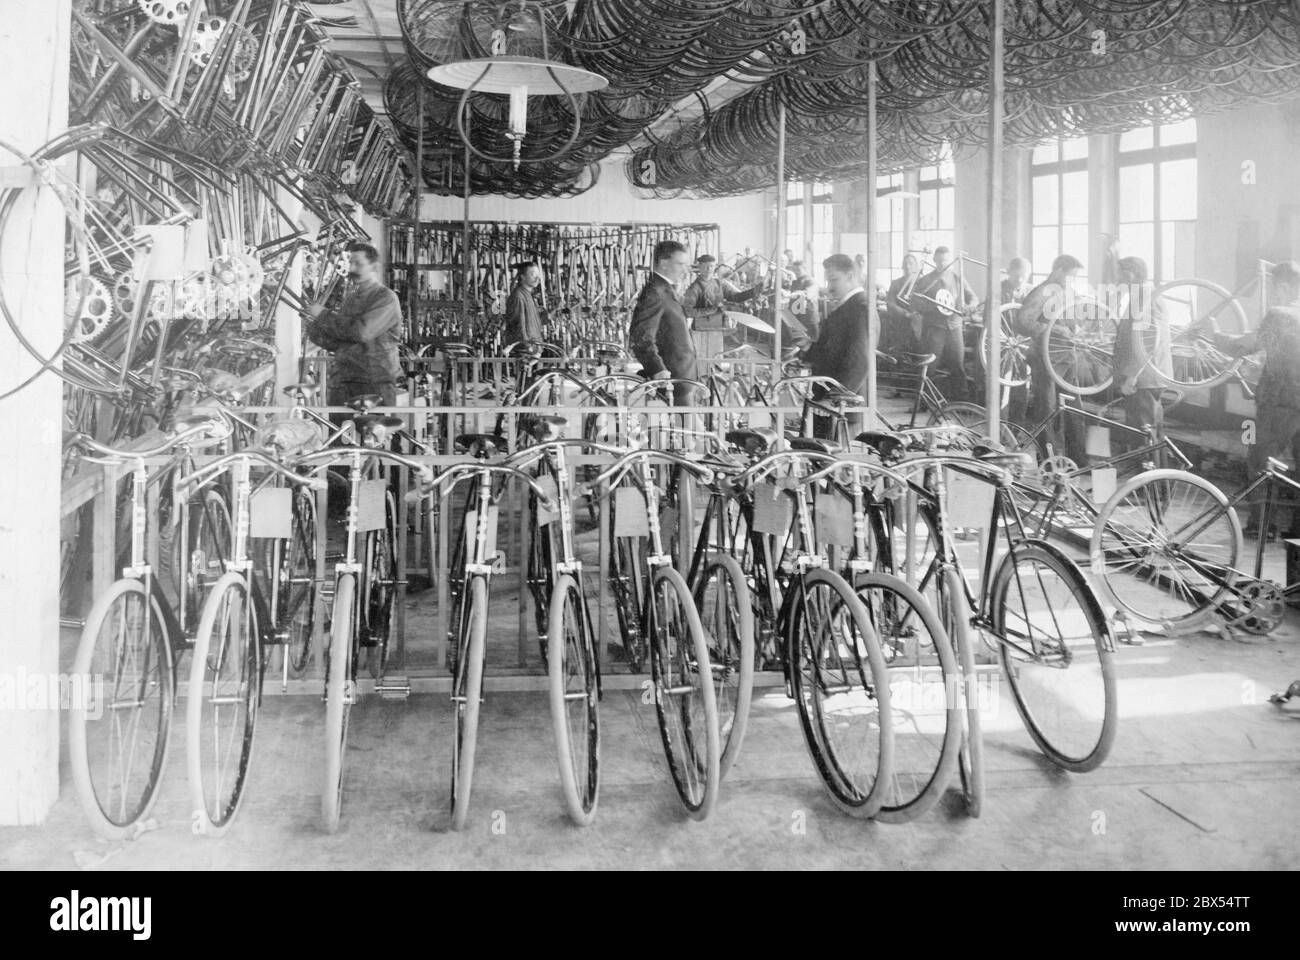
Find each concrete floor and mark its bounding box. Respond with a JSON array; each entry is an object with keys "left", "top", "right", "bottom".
[
  {"left": 15, "top": 393, "right": 1300, "bottom": 869},
  {"left": 3, "top": 612, "right": 1298, "bottom": 870}
]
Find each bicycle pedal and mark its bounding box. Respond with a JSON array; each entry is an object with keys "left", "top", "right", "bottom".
[{"left": 375, "top": 676, "right": 410, "bottom": 700}]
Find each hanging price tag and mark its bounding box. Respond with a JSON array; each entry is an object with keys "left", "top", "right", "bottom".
[
  {"left": 1091, "top": 467, "right": 1118, "bottom": 505},
  {"left": 751, "top": 484, "right": 793, "bottom": 536},
  {"left": 613, "top": 486, "right": 650, "bottom": 537},
  {"left": 945, "top": 469, "right": 995, "bottom": 531},
  {"left": 356, "top": 479, "right": 388, "bottom": 532},
  {"left": 1085, "top": 425, "right": 1112, "bottom": 459},
  {"left": 814, "top": 489, "right": 854, "bottom": 547},
  {"left": 249, "top": 487, "right": 292, "bottom": 540},
  {"left": 534, "top": 473, "right": 559, "bottom": 527},
  {"left": 463, "top": 506, "right": 500, "bottom": 562}
]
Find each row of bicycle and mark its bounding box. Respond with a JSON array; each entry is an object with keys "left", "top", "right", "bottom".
[{"left": 64, "top": 390, "right": 1120, "bottom": 839}]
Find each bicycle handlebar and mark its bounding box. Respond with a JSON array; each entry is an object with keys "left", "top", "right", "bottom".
[
  {"left": 66, "top": 420, "right": 230, "bottom": 462},
  {"left": 406, "top": 462, "right": 557, "bottom": 511},
  {"left": 727, "top": 449, "right": 843, "bottom": 488},
  {"left": 882, "top": 454, "right": 1013, "bottom": 485},
  {"left": 177, "top": 449, "right": 327, "bottom": 492},
  {"left": 580, "top": 448, "right": 713, "bottom": 497},
  {"left": 801, "top": 458, "right": 912, "bottom": 489},
  {"left": 295, "top": 446, "right": 435, "bottom": 484}
]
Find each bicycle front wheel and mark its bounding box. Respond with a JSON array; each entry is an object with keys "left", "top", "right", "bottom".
[
  {"left": 788, "top": 567, "right": 893, "bottom": 819},
  {"left": 450, "top": 577, "right": 487, "bottom": 830},
  {"left": 186, "top": 572, "right": 261, "bottom": 838},
  {"left": 1091, "top": 468, "right": 1242, "bottom": 627},
  {"left": 283, "top": 488, "right": 318, "bottom": 679},
  {"left": 364, "top": 492, "right": 398, "bottom": 679},
  {"left": 321, "top": 574, "right": 355, "bottom": 834},
  {"left": 856, "top": 571, "right": 959, "bottom": 823},
  {"left": 69, "top": 578, "right": 173, "bottom": 839},
  {"left": 694, "top": 553, "right": 755, "bottom": 779},
  {"left": 650, "top": 566, "right": 721, "bottom": 819},
  {"left": 547, "top": 573, "right": 600, "bottom": 825},
  {"left": 991, "top": 541, "right": 1117, "bottom": 772}
]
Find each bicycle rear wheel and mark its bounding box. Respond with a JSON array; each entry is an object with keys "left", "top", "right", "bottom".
[
  {"left": 856, "top": 571, "right": 959, "bottom": 823},
  {"left": 693, "top": 553, "right": 755, "bottom": 779},
  {"left": 186, "top": 572, "right": 260, "bottom": 837},
  {"left": 548, "top": 573, "right": 600, "bottom": 825},
  {"left": 364, "top": 492, "right": 398, "bottom": 679},
  {"left": 940, "top": 566, "right": 984, "bottom": 818},
  {"left": 1091, "top": 468, "right": 1241, "bottom": 627},
  {"left": 788, "top": 567, "right": 893, "bottom": 818},
  {"left": 321, "top": 575, "right": 355, "bottom": 834},
  {"left": 282, "top": 488, "right": 318, "bottom": 679},
  {"left": 1043, "top": 298, "right": 1117, "bottom": 396},
  {"left": 69, "top": 578, "right": 173, "bottom": 839},
  {"left": 650, "top": 566, "right": 721, "bottom": 819},
  {"left": 450, "top": 577, "right": 487, "bottom": 830},
  {"left": 991, "top": 541, "right": 1117, "bottom": 772}
]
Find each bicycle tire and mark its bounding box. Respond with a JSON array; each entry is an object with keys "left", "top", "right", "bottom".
[
  {"left": 977, "top": 304, "right": 1031, "bottom": 387},
  {"left": 284, "top": 488, "right": 318, "bottom": 679},
  {"left": 610, "top": 525, "right": 648, "bottom": 672},
  {"left": 321, "top": 574, "right": 355, "bottom": 834},
  {"left": 186, "top": 571, "right": 260, "bottom": 838},
  {"left": 942, "top": 566, "right": 984, "bottom": 819},
  {"left": 650, "top": 566, "right": 721, "bottom": 819},
  {"left": 450, "top": 577, "right": 487, "bottom": 831},
  {"left": 787, "top": 567, "right": 894, "bottom": 819},
  {"left": 991, "top": 540, "right": 1117, "bottom": 772},
  {"left": 1090, "top": 468, "right": 1242, "bottom": 627},
  {"left": 365, "top": 492, "right": 398, "bottom": 680},
  {"left": 1148, "top": 278, "right": 1248, "bottom": 388},
  {"left": 1042, "top": 299, "right": 1117, "bottom": 396},
  {"left": 693, "top": 553, "right": 755, "bottom": 779},
  {"left": 69, "top": 578, "right": 173, "bottom": 840},
  {"left": 856, "top": 571, "right": 960, "bottom": 823},
  {"left": 547, "top": 573, "right": 600, "bottom": 825},
  {"left": 176, "top": 488, "right": 232, "bottom": 636},
  {"left": 931, "top": 401, "right": 1036, "bottom": 452}
]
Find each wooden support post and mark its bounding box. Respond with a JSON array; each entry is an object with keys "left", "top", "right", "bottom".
[
  {"left": 985, "top": 0, "right": 1005, "bottom": 434},
  {"left": 865, "top": 62, "right": 879, "bottom": 418},
  {"left": 773, "top": 100, "right": 786, "bottom": 370},
  {"left": 0, "top": 0, "right": 70, "bottom": 824}
]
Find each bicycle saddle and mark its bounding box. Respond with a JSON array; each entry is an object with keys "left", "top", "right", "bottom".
[
  {"left": 255, "top": 418, "right": 325, "bottom": 457},
  {"left": 855, "top": 430, "right": 906, "bottom": 461},
  {"left": 346, "top": 394, "right": 384, "bottom": 412},
  {"left": 972, "top": 444, "right": 1034, "bottom": 472},
  {"left": 283, "top": 382, "right": 319, "bottom": 401},
  {"left": 874, "top": 351, "right": 899, "bottom": 369},
  {"left": 456, "top": 434, "right": 504, "bottom": 458},
  {"left": 441, "top": 342, "right": 473, "bottom": 358},
  {"left": 817, "top": 384, "right": 865, "bottom": 406},
  {"left": 899, "top": 352, "right": 938, "bottom": 368},
  {"left": 355, "top": 413, "right": 405, "bottom": 433},
  {"left": 725, "top": 428, "right": 779, "bottom": 458},
  {"left": 529, "top": 416, "right": 568, "bottom": 441},
  {"left": 788, "top": 436, "right": 841, "bottom": 456},
  {"left": 170, "top": 415, "right": 229, "bottom": 439}
]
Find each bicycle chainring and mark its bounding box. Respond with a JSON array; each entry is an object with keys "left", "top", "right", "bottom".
[
  {"left": 1222, "top": 578, "right": 1285, "bottom": 636},
  {"left": 137, "top": 0, "right": 193, "bottom": 26},
  {"left": 65, "top": 275, "right": 114, "bottom": 342}
]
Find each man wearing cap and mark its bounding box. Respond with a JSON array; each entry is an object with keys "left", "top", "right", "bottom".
[
  {"left": 503, "top": 260, "right": 545, "bottom": 350},
  {"left": 682, "top": 254, "right": 758, "bottom": 357}
]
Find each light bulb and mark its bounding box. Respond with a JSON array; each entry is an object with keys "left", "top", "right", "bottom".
[{"left": 509, "top": 85, "right": 528, "bottom": 138}]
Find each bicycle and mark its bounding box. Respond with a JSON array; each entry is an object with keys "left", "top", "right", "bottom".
[
  {"left": 407, "top": 436, "right": 559, "bottom": 829},
  {"left": 294, "top": 445, "right": 432, "bottom": 834},
  {"left": 176, "top": 445, "right": 324, "bottom": 836},
  {"left": 857, "top": 428, "right": 1117, "bottom": 816},
  {"left": 587, "top": 446, "right": 723, "bottom": 819},
  {"left": 1090, "top": 455, "right": 1300, "bottom": 635},
  {"left": 66, "top": 418, "right": 234, "bottom": 839},
  {"left": 690, "top": 435, "right": 896, "bottom": 818}
]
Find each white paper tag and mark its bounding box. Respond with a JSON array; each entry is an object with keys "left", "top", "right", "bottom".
[
  {"left": 815, "top": 491, "right": 854, "bottom": 547},
  {"left": 1091, "top": 467, "right": 1118, "bottom": 505},
  {"left": 752, "top": 484, "right": 793, "bottom": 536},
  {"left": 464, "top": 506, "right": 499, "bottom": 562},
  {"left": 613, "top": 486, "right": 650, "bottom": 538},
  {"left": 946, "top": 470, "right": 994, "bottom": 530},
  {"left": 249, "top": 487, "right": 292, "bottom": 540},
  {"left": 534, "top": 473, "right": 559, "bottom": 527},
  {"left": 356, "top": 480, "right": 388, "bottom": 532},
  {"left": 1085, "top": 425, "right": 1112, "bottom": 459}
]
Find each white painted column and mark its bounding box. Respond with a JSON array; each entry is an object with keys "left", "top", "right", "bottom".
[
  {"left": 0, "top": 0, "right": 70, "bottom": 824},
  {"left": 275, "top": 185, "right": 304, "bottom": 395}
]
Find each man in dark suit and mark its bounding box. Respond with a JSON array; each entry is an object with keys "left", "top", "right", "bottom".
[
  {"left": 801, "top": 254, "right": 870, "bottom": 439},
  {"left": 629, "top": 239, "right": 698, "bottom": 405}
]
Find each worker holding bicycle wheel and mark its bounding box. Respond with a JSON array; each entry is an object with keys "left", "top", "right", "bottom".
[
  {"left": 914, "top": 246, "right": 977, "bottom": 401},
  {"left": 1112, "top": 256, "right": 1171, "bottom": 437},
  {"left": 1013, "top": 253, "right": 1085, "bottom": 460},
  {"left": 1195, "top": 260, "right": 1300, "bottom": 534}
]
